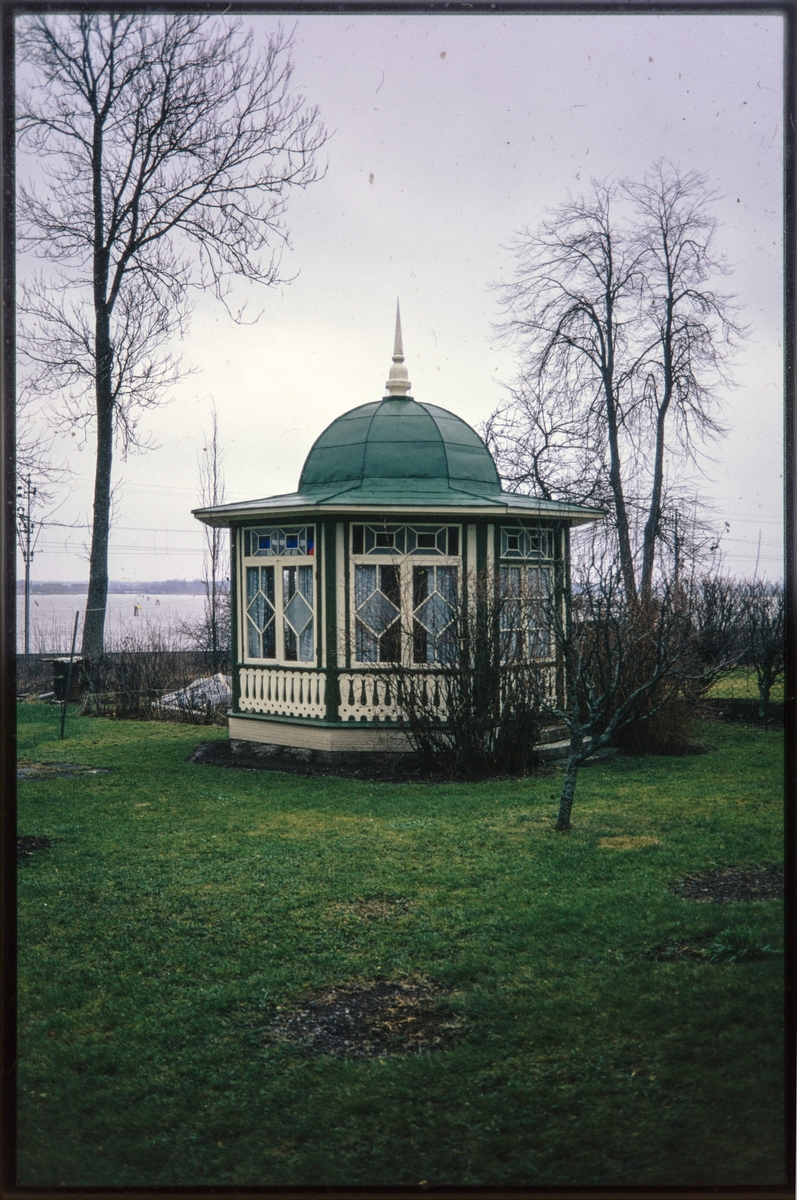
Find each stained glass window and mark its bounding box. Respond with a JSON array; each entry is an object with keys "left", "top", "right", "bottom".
[
  {"left": 354, "top": 564, "right": 402, "bottom": 662},
  {"left": 244, "top": 526, "right": 315, "bottom": 557},
  {"left": 242, "top": 526, "right": 314, "bottom": 662}
]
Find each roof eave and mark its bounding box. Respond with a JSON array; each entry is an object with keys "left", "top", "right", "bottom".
[{"left": 193, "top": 491, "right": 605, "bottom": 528}]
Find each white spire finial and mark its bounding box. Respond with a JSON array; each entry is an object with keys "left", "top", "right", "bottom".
[{"left": 385, "top": 299, "right": 411, "bottom": 396}]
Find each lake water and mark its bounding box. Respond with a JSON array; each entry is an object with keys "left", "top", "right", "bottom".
[{"left": 16, "top": 592, "right": 210, "bottom": 654}]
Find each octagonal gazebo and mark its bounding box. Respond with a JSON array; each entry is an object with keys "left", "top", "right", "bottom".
[{"left": 194, "top": 309, "right": 600, "bottom": 761}]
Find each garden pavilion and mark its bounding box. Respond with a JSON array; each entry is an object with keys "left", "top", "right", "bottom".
[{"left": 193, "top": 309, "right": 601, "bottom": 761}]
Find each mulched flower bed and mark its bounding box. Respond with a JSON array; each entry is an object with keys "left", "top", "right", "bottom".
[
  {"left": 264, "top": 980, "right": 462, "bottom": 1059},
  {"left": 17, "top": 835, "right": 52, "bottom": 860},
  {"left": 188, "top": 738, "right": 437, "bottom": 782},
  {"left": 189, "top": 739, "right": 540, "bottom": 783},
  {"left": 669, "top": 865, "right": 784, "bottom": 904}
]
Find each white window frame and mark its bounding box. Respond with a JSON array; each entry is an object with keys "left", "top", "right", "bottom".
[
  {"left": 349, "top": 524, "right": 462, "bottom": 667},
  {"left": 239, "top": 526, "right": 317, "bottom": 665},
  {"left": 498, "top": 562, "right": 556, "bottom": 662}
]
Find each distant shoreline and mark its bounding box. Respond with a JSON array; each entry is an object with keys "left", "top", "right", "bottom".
[{"left": 15, "top": 581, "right": 228, "bottom": 596}]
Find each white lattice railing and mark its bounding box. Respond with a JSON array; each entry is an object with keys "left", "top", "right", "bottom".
[
  {"left": 337, "top": 671, "right": 402, "bottom": 722},
  {"left": 338, "top": 665, "right": 555, "bottom": 723},
  {"left": 337, "top": 671, "right": 450, "bottom": 723},
  {"left": 237, "top": 664, "right": 556, "bottom": 724},
  {"left": 238, "top": 668, "right": 326, "bottom": 719}
]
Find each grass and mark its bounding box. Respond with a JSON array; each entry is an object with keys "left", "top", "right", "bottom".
[
  {"left": 16, "top": 701, "right": 786, "bottom": 1186},
  {"left": 707, "top": 666, "right": 784, "bottom": 702}
]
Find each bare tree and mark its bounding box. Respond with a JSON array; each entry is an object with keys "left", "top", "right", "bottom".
[
  {"left": 627, "top": 165, "right": 743, "bottom": 599},
  {"left": 16, "top": 14, "right": 326, "bottom": 658},
  {"left": 194, "top": 404, "right": 229, "bottom": 672},
  {"left": 482, "top": 371, "right": 610, "bottom": 509},
  {"left": 739, "top": 580, "right": 784, "bottom": 720},
  {"left": 492, "top": 164, "right": 743, "bottom": 604},
  {"left": 689, "top": 572, "right": 746, "bottom": 683},
  {"left": 535, "top": 546, "right": 705, "bottom": 832},
  {"left": 494, "top": 183, "right": 644, "bottom": 602}
]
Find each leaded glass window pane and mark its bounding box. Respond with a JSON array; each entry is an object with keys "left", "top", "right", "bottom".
[
  {"left": 244, "top": 526, "right": 315, "bottom": 557},
  {"left": 246, "top": 565, "right": 276, "bottom": 659},
  {"left": 354, "top": 563, "right": 401, "bottom": 662},
  {"left": 498, "top": 565, "right": 552, "bottom": 660},
  {"left": 355, "top": 564, "right": 376, "bottom": 607},
  {"left": 282, "top": 565, "right": 314, "bottom": 662},
  {"left": 363, "top": 525, "right": 405, "bottom": 554},
  {"left": 500, "top": 525, "right": 553, "bottom": 560},
  {"left": 412, "top": 565, "right": 457, "bottom": 664}
]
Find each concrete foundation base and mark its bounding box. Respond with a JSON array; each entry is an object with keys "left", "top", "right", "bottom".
[
  {"left": 229, "top": 738, "right": 420, "bottom": 770},
  {"left": 228, "top": 714, "right": 414, "bottom": 755}
]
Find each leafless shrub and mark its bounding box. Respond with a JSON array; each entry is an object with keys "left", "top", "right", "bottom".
[
  {"left": 376, "top": 569, "right": 545, "bottom": 778},
  {"left": 738, "top": 579, "right": 784, "bottom": 719},
  {"left": 533, "top": 543, "right": 737, "bottom": 829},
  {"left": 80, "top": 624, "right": 227, "bottom": 722}
]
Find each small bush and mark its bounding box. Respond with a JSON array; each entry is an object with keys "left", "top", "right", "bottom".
[
  {"left": 81, "top": 627, "right": 229, "bottom": 723},
  {"left": 612, "top": 683, "right": 696, "bottom": 755},
  {"left": 706, "top": 926, "right": 776, "bottom": 964}
]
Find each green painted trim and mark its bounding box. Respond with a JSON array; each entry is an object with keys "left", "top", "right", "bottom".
[
  {"left": 230, "top": 528, "right": 241, "bottom": 714},
  {"left": 343, "top": 522, "right": 351, "bottom": 670},
  {"left": 562, "top": 523, "right": 572, "bottom": 707},
  {"left": 323, "top": 519, "right": 339, "bottom": 721},
  {"left": 476, "top": 520, "right": 488, "bottom": 575}
]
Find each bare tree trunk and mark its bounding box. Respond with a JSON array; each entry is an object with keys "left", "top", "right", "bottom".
[
  {"left": 604, "top": 382, "right": 637, "bottom": 604},
  {"left": 556, "top": 755, "right": 581, "bottom": 831},
  {"left": 199, "top": 405, "right": 226, "bottom": 673},
  {"left": 82, "top": 308, "right": 114, "bottom": 660},
  {"left": 757, "top": 667, "right": 774, "bottom": 721},
  {"left": 601, "top": 280, "right": 637, "bottom": 605},
  {"left": 640, "top": 401, "right": 669, "bottom": 602},
  {"left": 640, "top": 289, "right": 674, "bottom": 602},
  {"left": 18, "top": 15, "right": 327, "bottom": 663}
]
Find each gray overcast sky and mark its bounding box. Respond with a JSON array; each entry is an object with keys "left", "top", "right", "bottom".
[{"left": 18, "top": 10, "right": 784, "bottom": 582}]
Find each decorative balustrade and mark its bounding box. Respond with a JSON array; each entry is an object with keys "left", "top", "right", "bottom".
[
  {"left": 337, "top": 670, "right": 449, "bottom": 723},
  {"left": 337, "top": 671, "right": 402, "bottom": 722},
  {"left": 238, "top": 667, "right": 326, "bottom": 719},
  {"left": 238, "top": 663, "right": 555, "bottom": 724},
  {"left": 499, "top": 662, "right": 557, "bottom": 705}
]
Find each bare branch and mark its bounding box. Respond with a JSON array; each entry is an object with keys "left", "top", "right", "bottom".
[{"left": 16, "top": 13, "right": 327, "bottom": 655}]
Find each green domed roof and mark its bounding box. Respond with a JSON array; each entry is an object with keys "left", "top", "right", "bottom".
[{"left": 298, "top": 396, "right": 502, "bottom": 502}]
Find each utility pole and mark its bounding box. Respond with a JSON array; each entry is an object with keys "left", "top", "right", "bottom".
[
  {"left": 673, "top": 510, "right": 680, "bottom": 592},
  {"left": 16, "top": 475, "right": 37, "bottom": 657}
]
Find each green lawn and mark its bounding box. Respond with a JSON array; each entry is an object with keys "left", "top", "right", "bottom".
[
  {"left": 707, "top": 666, "right": 784, "bottom": 702},
  {"left": 16, "top": 702, "right": 785, "bottom": 1186}
]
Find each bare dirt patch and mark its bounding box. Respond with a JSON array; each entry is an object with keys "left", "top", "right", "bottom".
[
  {"left": 17, "top": 835, "right": 53, "bottom": 860},
  {"left": 598, "top": 836, "right": 661, "bottom": 851},
  {"left": 669, "top": 865, "right": 784, "bottom": 904},
  {"left": 17, "top": 761, "right": 110, "bottom": 780},
  {"left": 265, "top": 980, "right": 462, "bottom": 1059},
  {"left": 647, "top": 935, "right": 717, "bottom": 962},
  {"left": 330, "top": 895, "right": 415, "bottom": 921}
]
